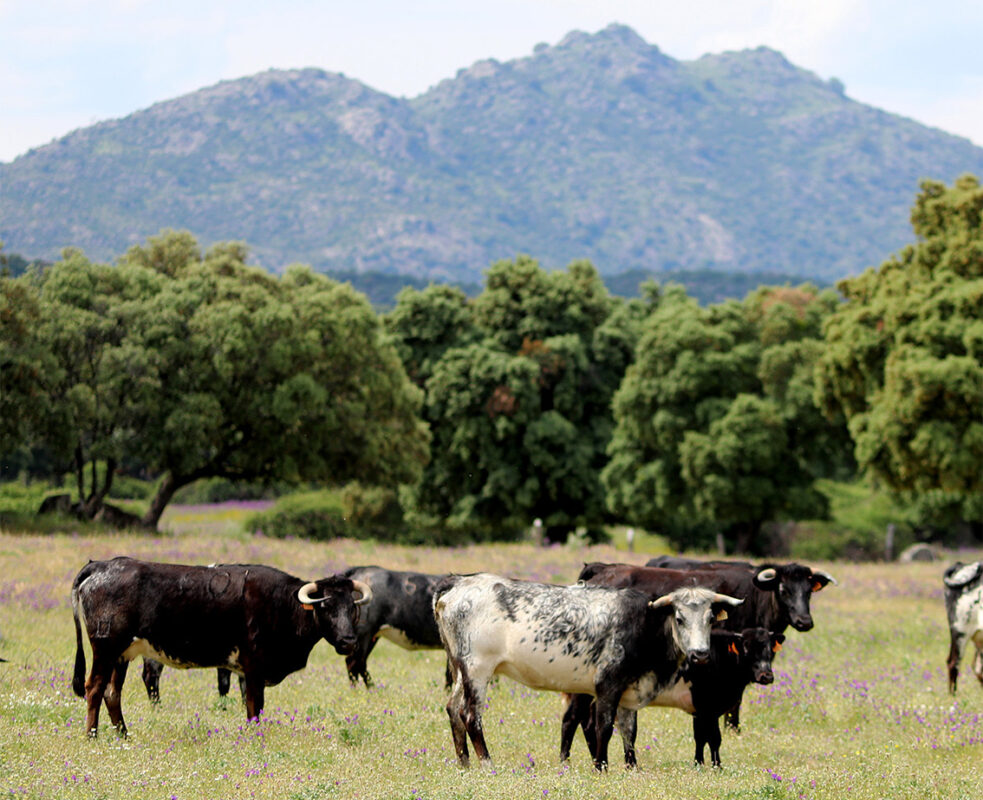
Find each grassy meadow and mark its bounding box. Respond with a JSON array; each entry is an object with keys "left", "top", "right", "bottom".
[{"left": 0, "top": 504, "right": 981, "bottom": 799}]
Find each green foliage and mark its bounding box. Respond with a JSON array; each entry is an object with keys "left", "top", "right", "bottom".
[
  {"left": 816, "top": 175, "right": 983, "bottom": 531},
  {"left": 170, "top": 477, "right": 282, "bottom": 504},
  {"left": 339, "top": 482, "right": 404, "bottom": 539},
  {"left": 790, "top": 479, "right": 916, "bottom": 561},
  {"left": 605, "top": 283, "right": 848, "bottom": 553},
  {"left": 245, "top": 490, "right": 349, "bottom": 541},
  {"left": 394, "top": 257, "right": 641, "bottom": 542}
]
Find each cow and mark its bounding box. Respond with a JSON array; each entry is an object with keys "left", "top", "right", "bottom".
[
  {"left": 579, "top": 560, "right": 835, "bottom": 731},
  {"left": 943, "top": 561, "right": 983, "bottom": 693},
  {"left": 138, "top": 565, "right": 448, "bottom": 701},
  {"left": 642, "top": 557, "right": 837, "bottom": 635},
  {"left": 432, "top": 572, "right": 743, "bottom": 770},
  {"left": 71, "top": 556, "right": 372, "bottom": 737},
  {"left": 560, "top": 627, "right": 784, "bottom": 768},
  {"left": 340, "top": 566, "right": 445, "bottom": 687}
]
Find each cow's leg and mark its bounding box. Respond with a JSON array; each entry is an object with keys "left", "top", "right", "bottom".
[
  {"left": 445, "top": 665, "right": 470, "bottom": 766},
  {"left": 559, "top": 693, "right": 593, "bottom": 762},
  {"left": 141, "top": 658, "right": 162, "bottom": 704},
  {"left": 692, "top": 715, "right": 707, "bottom": 765},
  {"left": 706, "top": 716, "right": 723, "bottom": 767},
  {"left": 459, "top": 663, "right": 491, "bottom": 763},
  {"left": 84, "top": 653, "right": 117, "bottom": 737},
  {"left": 217, "top": 668, "right": 231, "bottom": 696},
  {"left": 345, "top": 636, "right": 378, "bottom": 687},
  {"left": 615, "top": 707, "right": 638, "bottom": 769},
  {"left": 592, "top": 683, "right": 623, "bottom": 771},
  {"left": 723, "top": 702, "right": 741, "bottom": 732},
  {"left": 243, "top": 673, "right": 265, "bottom": 721},
  {"left": 947, "top": 631, "right": 965, "bottom": 694},
  {"left": 972, "top": 643, "right": 983, "bottom": 686},
  {"left": 104, "top": 660, "right": 129, "bottom": 737}
]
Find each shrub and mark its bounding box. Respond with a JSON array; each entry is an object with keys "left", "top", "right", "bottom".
[
  {"left": 172, "top": 477, "right": 284, "bottom": 505},
  {"left": 245, "top": 490, "right": 349, "bottom": 541},
  {"left": 339, "top": 483, "right": 405, "bottom": 540}
]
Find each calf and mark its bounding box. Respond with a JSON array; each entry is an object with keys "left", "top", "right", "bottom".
[
  {"left": 561, "top": 627, "right": 784, "bottom": 767},
  {"left": 433, "top": 573, "right": 742, "bottom": 770},
  {"left": 943, "top": 561, "right": 983, "bottom": 693},
  {"left": 71, "top": 556, "right": 371, "bottom": 736}
]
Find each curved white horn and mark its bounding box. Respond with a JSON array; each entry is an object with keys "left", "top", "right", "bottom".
[
  {"left": 351, "top": 579, "right": 373, "bottom": 606},
  {"left": 648, "top": 594, "right": 674, "bottom": 609},
  {"left": 709, "top": 592, "right": 744, "bottom": 607},
  {"left": 813, "top": 570, "right": 838, "bottom": 586},
  {"left": 297, "top": 582, "right": 321, "bottom": 604}
]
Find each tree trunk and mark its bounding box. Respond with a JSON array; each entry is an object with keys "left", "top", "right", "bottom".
[
  {"left": 141, "top": 471, "right": 191, "bottom": 531},
  {"left": 82, "top": 457, "right": 116, "bottom": 518},
  {"left": 73, "top": 445, "right": 86, "bottom": 508}
]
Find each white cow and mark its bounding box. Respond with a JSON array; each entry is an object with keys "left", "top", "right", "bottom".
[
  {"left": 944, "top": 561, "right": 983, "bottom": 693},
  {"left": 432, "top": 573, "right": 742, "bottom": 770}
]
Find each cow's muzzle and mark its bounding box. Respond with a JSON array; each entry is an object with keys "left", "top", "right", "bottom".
[
  {"left": 333, "top": 637, "right": 357, "bottom": 656},
  {"left": 754, "top": 669, "right": 774, "bottom": 685},
  {"left": 790, "top": 616, "right": 813, "bottom": 632},
  {"left": 688, "top": 649, "right": 710, "bottom": 666}
]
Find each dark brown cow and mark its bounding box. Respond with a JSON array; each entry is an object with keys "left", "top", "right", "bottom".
[{"left": 71, "top": 556, "right": 371, "bottom": 737}]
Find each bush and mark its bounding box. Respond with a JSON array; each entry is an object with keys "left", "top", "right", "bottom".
[
  {"left": 339, "top": 483, "right": 405, "bottom": 540},
  {"left": 172, "top": 477, "right": 284, "bottom": 505},
  {"left": 245, "top": 490, "right": 349, "bottom": 541},
  {"left": 789, "top": 479, "right": 916, "bottom": 561}
]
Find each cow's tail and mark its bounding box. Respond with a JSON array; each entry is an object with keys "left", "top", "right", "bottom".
[{"left": 71, "top": 575, "right": 87, "bottom": 698}]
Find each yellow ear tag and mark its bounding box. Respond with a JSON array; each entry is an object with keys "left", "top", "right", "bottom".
[
  {"left": 716, "top": 609, "right": 729, "bottom": 622},
  {"left": 302, "top": 604, "right": 315, "bottom": 611},
  {"left": 727, "top": 642, "right": 739, "bottom": 656},
  {"left": 773, "top": 641, "right": 782, "bottom": 654}
]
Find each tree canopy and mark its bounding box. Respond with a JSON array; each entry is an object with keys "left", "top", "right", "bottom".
[
  {"left": 5, "top": 230, "right": 430, "bottom": 529},
  {"left": 816, "top": 175, "right": 983, "bottom": 530}
]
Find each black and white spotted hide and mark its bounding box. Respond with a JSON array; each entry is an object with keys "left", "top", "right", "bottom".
[{"left": 943, "top": 561, "right": 983, "bottom": 693}]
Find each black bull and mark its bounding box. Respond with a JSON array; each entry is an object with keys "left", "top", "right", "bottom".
[{"left": 71, "top": 557, "right": 371, "bottom": 736}]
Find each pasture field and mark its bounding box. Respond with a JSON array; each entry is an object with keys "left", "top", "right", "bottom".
[{"left": 0, "top": 507, "right": 981, "bottom": 800}]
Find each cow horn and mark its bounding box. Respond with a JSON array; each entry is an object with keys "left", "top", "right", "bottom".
[
  {"left": 709, "top": 592, "right": 744, "bottom": 607},
  {"left": 351, "top": 579, "right": 373, "bottom": 606},
  {"left": 648, "top": 594, "right": 674, "bottom": 609},
  {"left": 297, "top": 582, "right": 322, "bottom": 604},
  {"left": 756, "top": 568, "right": 778, "bottom": 583},
  {"left": 813, "top": 570, "right": 838, "bottom": 586}
]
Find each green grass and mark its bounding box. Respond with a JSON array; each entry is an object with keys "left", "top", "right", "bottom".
[{"left": 0, "top": 509, "right": 980, "bottom": 799}]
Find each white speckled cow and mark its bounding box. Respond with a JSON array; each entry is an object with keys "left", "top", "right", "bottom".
[
  {"left": 432, "top": 573, "right": 742, "bottom": 770},
  {"left": 943, "top": 561, "right": 983, "bottom": 693}
]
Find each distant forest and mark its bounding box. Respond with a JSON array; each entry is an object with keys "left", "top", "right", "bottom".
[{"left": 3, "top": 252, "right": 818, "bottom": 308}]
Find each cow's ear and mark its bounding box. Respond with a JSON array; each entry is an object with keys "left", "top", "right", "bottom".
[
  {"left": 811, "top": 571, "right": 837, "bottom": 592},
  {"left": 753, "top": 567, "right": 779, "bottom": 590}
]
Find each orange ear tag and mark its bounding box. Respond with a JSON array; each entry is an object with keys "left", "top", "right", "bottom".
[
  {"left": 773, "top": 641, "right": 782, "bottom": 654},
  {"left": 812, "top": 581, "right": 823, "bottom": 593},
  {"left": 728, "top": 642, "right": 739, "bottom": 656},
  {"left": 302, "top": 604, "right": 315, "bottom": 611}
]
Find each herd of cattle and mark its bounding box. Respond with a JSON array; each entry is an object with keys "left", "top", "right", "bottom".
[{"left": 68, "top": 553, "right": 983, "bottom": 769}]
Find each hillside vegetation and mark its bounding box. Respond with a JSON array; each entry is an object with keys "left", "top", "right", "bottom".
[{"left": 3, "top": 25, "right": 982, "bottom": 282}]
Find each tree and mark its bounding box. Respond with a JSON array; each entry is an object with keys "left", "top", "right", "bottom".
[
  {"left": 393, "top": 257, "right": 642, "bottom": 542},
  {"left": 816, "top": 175, "right": 983, "bottom": 532},
  {"left": 121, "top": 233, "right": 430, "bottom": 528},
  {"left": 1, "top": 263, "right": 48, "bottom": 460},
  {"left": 604, "top": 282, "right": 842, "bottom": 553}
]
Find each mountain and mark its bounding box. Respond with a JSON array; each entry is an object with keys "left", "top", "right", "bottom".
[{"left": 3, "top": 24, "right": 983, "bottom": 283}]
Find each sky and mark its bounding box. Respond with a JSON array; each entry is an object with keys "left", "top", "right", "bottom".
[{"left": 2, "top": 0, "right": 983, "bottom": 163}]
